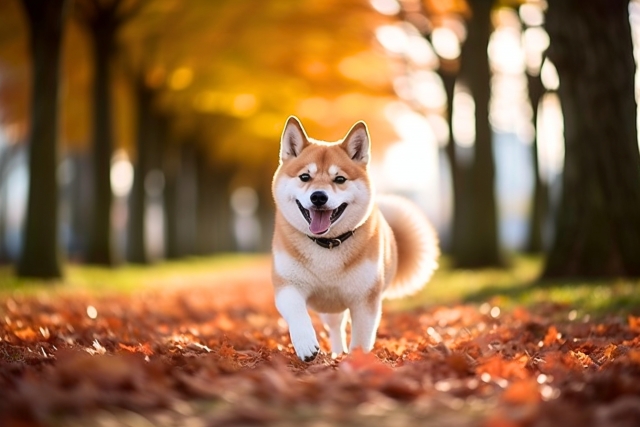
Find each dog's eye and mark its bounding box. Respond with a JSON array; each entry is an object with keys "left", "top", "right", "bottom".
[
  {"left": 299, "top": 173, "right": 311, "bottom": 182},
  {"left": 334, "top": 176, "right": 347, "bottom": 184}
]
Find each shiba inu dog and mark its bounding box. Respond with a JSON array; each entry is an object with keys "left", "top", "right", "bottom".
[{"left": 271, "top": 116, "right": 439, "bottom": 361}]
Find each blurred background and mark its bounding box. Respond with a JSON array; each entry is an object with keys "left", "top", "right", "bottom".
[{"left": 0, "top": 0, "right": 639, "bottom": 278}]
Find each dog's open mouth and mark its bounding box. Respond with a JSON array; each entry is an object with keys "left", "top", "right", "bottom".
[{"left": 296, "top": 200, "right": 348, "bottom": 235}]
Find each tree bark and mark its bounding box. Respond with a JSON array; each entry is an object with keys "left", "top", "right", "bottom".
[
  {"left": 17, "top": 0, "right": 68, "bottom": 279},
  {"left": 525, "top": 72, "right": 548, "bottom": 253},
  {"left": 440, "top": 70, "right": 462, "bottom": 256},
  {"left": 195, "top": 152, "right": 217, "bottom": 255},
  {"left": 543, "top": 0, "right": 640, "bottom": 278},
  {"left": 455, "top": 0, "right": 504, "bottom": 268},
  {"left": 176, "top": 143, "right": 198, "bottom": 256},
  {"left": 85, "top": 20, "right": 117, "bottom": 265},
  {"left": 126, "top": 79, "right": 155, "bottom": 263},
  {"left": 162, "top": 142, "right": 180, "bottom": 259}
]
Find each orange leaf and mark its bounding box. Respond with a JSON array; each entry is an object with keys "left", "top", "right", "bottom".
[
  {"left": 569, "top": 351, "right": 595, "bottom": 369},
  {"left": 543, "top": 325, "right": 559, "bottom": 347},
  {"left": 602, "top": 343, "right": 618, "bottom": 361},
  {"left": 341, "top": 348, "right": 393, "bottom": 376},
  {"left": 13, "top": 327, "right": 37, "bottom": 341},
  {"left": 482, "top": 413, "right": 522, "bottom": 427},
  {"left": 627, "top": 349, "right": 640, "bottom": 364},
  {"left": 118, "top": 343, "right": 137, "bottom": 353},
  {"left": 138, "top": 342, "right": 154, "bottom": 356},
  {"left": 501, "top": 379, "right": 540, "bottom": 405}
]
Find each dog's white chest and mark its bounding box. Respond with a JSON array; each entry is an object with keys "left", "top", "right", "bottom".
[{"left": 273, "top": 247, "right": 379, "bottom": 313}]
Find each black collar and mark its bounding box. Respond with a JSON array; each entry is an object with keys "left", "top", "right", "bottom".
[{"left": 308, "top": 229, "right": 355, "bottom": 249}]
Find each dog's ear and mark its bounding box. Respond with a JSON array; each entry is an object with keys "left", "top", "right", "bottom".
[
  {"left": 280, "top": 116, "right": 309, "bottom": 161},
  {"left": 341, "top": 121, "right": 370, "bottom": 165}
]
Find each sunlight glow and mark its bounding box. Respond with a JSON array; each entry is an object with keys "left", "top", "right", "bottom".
[
  {"left": 232, "top": 94, "right": 258, "bottom": 117},
  {"left": 452, "top": 87, "right": 475, "bottom": 147},
  {"left": 522, "top": 27, "right": 550, "bottom": 75},
  {"left": 406, "top": 36, "right": 439, "bottom": 68},
  {"left": 490, "top": 74, "right": 533, "bottom": 140},
  {"left": 431, "top": 27, "right": 461, "bottom": 60},
  {"left": 369, "top": 0, "right": 401, "bottom": 16},
  {"left": 426, "top": 113, "right": 450, "bottom": 147},
  {"left": 110, "top": 150, "right": 134, "bottom": 198},
  {"left": 540, "top": 59, "right": 560, "bottom": 90},
  {"left": 86, "top": 306, "right": 98, "bottom": 319},
  {"left": 382, "top": 137, "right": 437, "bottom": 191},
  {"left": 169, "top": 67, "right": 193, "bottom": 91},
  {"left": 375, "top": 25, "right": 409, "bottom": 55},
  {"left": 384, "top": 102, "right": 433, "bottom": 142},
  {"left": 392, "top": 76, "right": 413, "bottom": 101},
  {"left": 519, "top": 2, "right": 545, "bottom": 27},
  {"left": 537, "top": 93, "right": 565, "bottom": 182},
  {"left": 231, "top": 187, "right": 261, "bottom": 251},
  {"left": 297, "top": 97, "right": 331, "bottom": 122},
  {"left": 489, "top": 27, "right": 525, "bottom": 74},
  {"left": 412, "top": 71, "right": 447, "bottom": 110}
]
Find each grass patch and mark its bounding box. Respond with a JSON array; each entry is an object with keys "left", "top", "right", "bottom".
[
  {"left": 1, "top": 253, "right": 639, "bottom": 318},
  {"left": 387, "top": 255, "right": 640, "bottom": 318},
  {"left": 0, "top": 253, "right": 266, "bottom": 296}
]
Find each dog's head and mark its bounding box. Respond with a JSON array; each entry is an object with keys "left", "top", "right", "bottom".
[{"left": 272, "top": 116, "right": 374, "bottom": 237}]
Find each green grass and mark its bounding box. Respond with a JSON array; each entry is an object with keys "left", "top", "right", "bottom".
[
  {"left": 0, "top": 253, "right": 266, "bottom": 296},
  {"left": 389, "top": 255, "right": 640, "bottom": 318},
  {"left": 1, "top": 253, "right": 639, "bottom": 318}
]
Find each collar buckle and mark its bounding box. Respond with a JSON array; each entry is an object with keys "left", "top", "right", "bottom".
[{"left": 328, "top": 238, "right": 341, "bottom": 249}]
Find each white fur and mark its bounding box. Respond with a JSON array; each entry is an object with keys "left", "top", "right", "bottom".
[
  {"left": 273, "top": 250, "right": 379, "bottom": 310},
  {"left": 273, "top": 248, "right": 383, "bottom": 355},
  {"left": 328, "top": 165, "right": 339, "bottom": 176},
  {"left": 273, "top": 174, "right": 372, "bottom": 238},
  {"left": 319, "top": 312, "right": 348, "bottom": 355},
  {"left": 377, "top": 195, "right": 439, "bottom": 299},
  {"left": 275, "top": 286, "right": 319, "bottom": 361}
]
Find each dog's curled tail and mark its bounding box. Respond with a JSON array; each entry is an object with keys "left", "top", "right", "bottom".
[{"left": 377, "top": 195, "right": 439, "bottom": 299}]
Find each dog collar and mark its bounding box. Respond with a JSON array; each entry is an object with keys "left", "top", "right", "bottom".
[{"left": 308, "top": 230, "right": 355, "bottom": 250}]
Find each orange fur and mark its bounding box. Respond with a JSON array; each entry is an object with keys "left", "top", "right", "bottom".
[{"left": 271, "top": 116, "right": 439, "bottom": 360}]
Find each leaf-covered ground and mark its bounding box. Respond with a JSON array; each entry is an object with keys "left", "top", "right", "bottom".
[{"left": 1, "top": 256, "right": 640, "bottom": 427}]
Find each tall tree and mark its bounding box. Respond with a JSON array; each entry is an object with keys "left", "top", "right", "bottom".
[
  {"left": 126, "top": 74, "right": 157, "bottom": 263},
  {"left": 455, "top": 0, "right": 504, "bottom": 268},
  {"left": 543, "top": 0, "right": 640, "bottom": 278},
  {"left": 16, "top": 0, "right": 69, "bottom": 279},
  {"left": 524, "top": 70, "right": 548, "bottom": 253},
  {"left": 75, "top": 0, "right": 145, "bottom": 265}
]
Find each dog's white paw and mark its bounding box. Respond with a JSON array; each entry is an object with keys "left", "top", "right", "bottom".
[{"left": 290, "top": 329, "right": 320, "bottom": 362}]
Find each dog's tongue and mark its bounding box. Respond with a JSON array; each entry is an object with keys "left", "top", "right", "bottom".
[{"left": 309, "top": 209, "right": 331, "bottom": 234}]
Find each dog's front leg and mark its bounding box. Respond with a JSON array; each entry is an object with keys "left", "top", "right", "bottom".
[
  {"left": 275, "top": 286, "right": 320, "bottom": 362},
  {"left": 349, "top": 299, "right": 382, "bottom": 352},
  {"left": 319, "top": 311, "right": 348, "bottom": 356}
]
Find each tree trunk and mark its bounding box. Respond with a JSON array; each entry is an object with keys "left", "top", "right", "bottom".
[
  {"left": 440, "top": 70, "right": 463, "bottom": 256},
  {"left": 195, "top": 152, "right": 217, "bottom": 255},
  {"left": 160, "top": 121, "right": 180, "bottom": 259},
  {"left": 543, "top": 0, "right": 640, "bottom": 278},
  {"left": 16, "top": 0, "right": 68, "bottom": 279},
  {"left": 455, "top": 0, "right": 504, "bottom": 268},
  {"left": 176, "top": 143, "right": 198, "bottom": 256},
  {"left": 127, "top": 79, "right": 155, "bottom": 263},
  {"left": 86, "top": 23, "right": 116, "bottom": 265},
  {"left": 525, "top": 72, "right": 548, "bottom": 253}
]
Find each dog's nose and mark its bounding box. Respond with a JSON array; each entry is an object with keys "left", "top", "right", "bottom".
[{"left": 310, "top": 191, "right": 328, "bottom": 207}]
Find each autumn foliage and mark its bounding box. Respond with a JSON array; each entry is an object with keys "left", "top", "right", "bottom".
[{"left": 1, "top": 261, "right": 640, "bottom": 426}]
